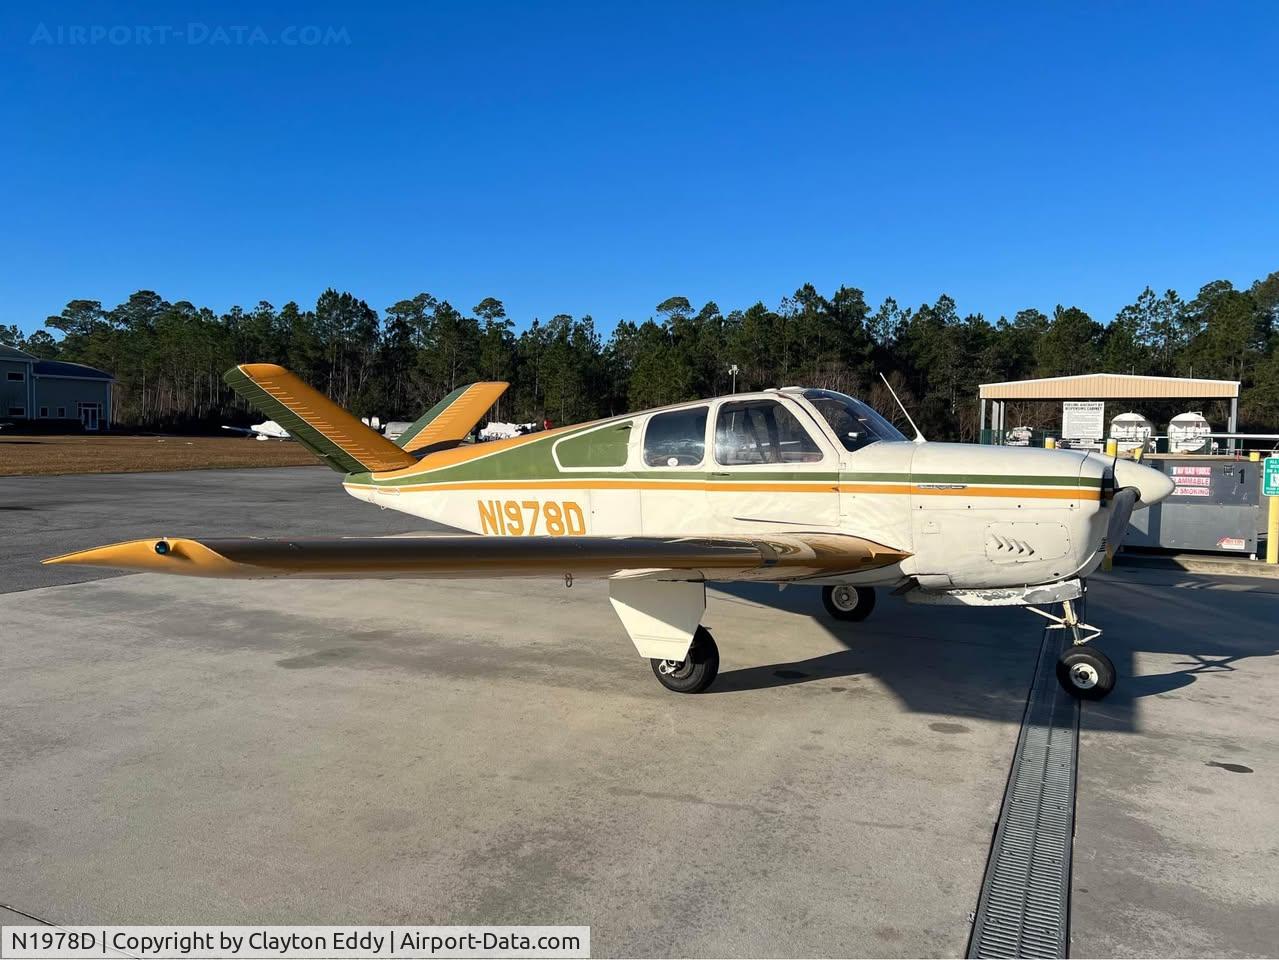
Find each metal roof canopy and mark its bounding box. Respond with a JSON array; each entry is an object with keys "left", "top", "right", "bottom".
[
  {"left": 979, "top": 373, "right": 1239, "bottom": 401},
  {"left": 979, "top": 374, "right": 1242, "bottom": 449}
]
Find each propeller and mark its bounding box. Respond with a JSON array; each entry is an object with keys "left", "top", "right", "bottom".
[{"left": 1105, "top": 486, "right": 1140, "bottom": 563}]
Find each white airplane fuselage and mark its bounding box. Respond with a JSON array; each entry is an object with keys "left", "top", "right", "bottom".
[{"left": 344, "top": 388, "right": 1173, "bottom": 595}]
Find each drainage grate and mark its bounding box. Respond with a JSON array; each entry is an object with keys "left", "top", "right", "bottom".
[{"left": 968, "top": 626, "right": 1079, "bottom": 959}]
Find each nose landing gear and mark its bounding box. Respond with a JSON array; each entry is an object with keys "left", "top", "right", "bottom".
[{"left": 1026, "top": 596, "right": 1116, "bottom": 700}]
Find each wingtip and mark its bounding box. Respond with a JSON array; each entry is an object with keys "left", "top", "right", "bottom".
[
  {"left": 42, "top": 539, "right": 159, "bottom": 568},
  {"left": 235, "top": 362, "right": 290, "bottom": 380},
  {"left": 39, "top": 538, "right": 241, "bottom": 576}
]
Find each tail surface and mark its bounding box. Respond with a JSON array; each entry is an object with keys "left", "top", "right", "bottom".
[
  {"left": 395, "top": 381, "right": 508, "bottom": 454},
  {"left": 224, "top": 364, "right": 418, "bottom": 474}
]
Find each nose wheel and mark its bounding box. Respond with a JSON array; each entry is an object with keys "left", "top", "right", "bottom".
[
  {"left": 650, "top": 626, "right": 719, "bottom": 694},
  {"left": 1056, "top": 645, "right": 1116, "bottom": 700}
]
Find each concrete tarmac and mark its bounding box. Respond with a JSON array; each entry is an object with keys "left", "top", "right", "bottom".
[
  {"left": 0, "top": 467, "right": 435, "bottom": 594},
  {"left": 1, "top": 469, "right": 1277, "bottom": 956}
]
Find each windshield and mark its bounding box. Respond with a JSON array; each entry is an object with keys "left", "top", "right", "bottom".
[{"left": 803, "top": 389, "right": 908, "bottom": 452}]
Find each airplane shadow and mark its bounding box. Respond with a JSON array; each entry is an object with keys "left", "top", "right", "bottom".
[
  {"left": 707, "top": 576, "right": 1279, "bottom": 734},
  {"left": 705, "top": 582, "right": 1045, "bottom": 724}
]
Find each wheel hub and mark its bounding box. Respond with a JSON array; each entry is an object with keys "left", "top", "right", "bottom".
[
  {"left": 657, "top": 658, "right": 687, "bottom": 677},
  {"left": 1069, "top": 662, "right": 1099, "bottom": 689},
  {"left": 831, "top": 586, "right": 858, "bottom": 611}
]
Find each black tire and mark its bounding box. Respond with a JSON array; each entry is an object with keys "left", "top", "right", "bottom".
[
  {"left": 821, "top": 585, "right": 876, "bottom": 622},
  {"left": 650, "top": 626, "right": 719, "bottom": 694},
  {"left": 1056, "top": 645, "right": 1116, "bottom": 700}
]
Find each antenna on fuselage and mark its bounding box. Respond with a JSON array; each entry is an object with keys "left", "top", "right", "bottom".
[{"left": 879, "top": 373, "right": 926, "bottom": 444}]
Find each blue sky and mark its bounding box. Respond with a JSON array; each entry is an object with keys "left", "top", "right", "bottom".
[{"left": 3, "top": 1, "right": 1277, "bottom": 336}]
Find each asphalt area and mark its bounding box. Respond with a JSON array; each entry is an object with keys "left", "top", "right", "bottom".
[{"left": 1, "top": 470, "right": 1277, "bottom": 957}]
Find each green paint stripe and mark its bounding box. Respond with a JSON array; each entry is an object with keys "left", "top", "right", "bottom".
[
  {"left": 364, "top": 470, "right": 1095, "bottom": 490},
  {"left": 361, "top": 410, "right": 1102, "bottom": 490},
  {"left": 860, "top": 472, "right": 1102, "bottom": 487},
  {"left": 363, "top": 461, "right": 1098, "bottom": 489}
]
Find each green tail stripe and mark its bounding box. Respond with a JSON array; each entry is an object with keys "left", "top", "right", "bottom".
[
  {"left": 394, "top": 385, "right": 469, "bottom": 449},
  {"left": 223, "top": 368, "right": 365, "bottom": 474}
]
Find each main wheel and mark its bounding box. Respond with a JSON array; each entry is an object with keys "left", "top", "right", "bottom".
[
  {"left": 1056, "top": 645, "right": 1116, "bottom": 700},
  {"left": 650, "top": 626, "right": 719, "bottom": 694},
  {"left": 822, "top": 585, "right": 876, "bottom": 622}
]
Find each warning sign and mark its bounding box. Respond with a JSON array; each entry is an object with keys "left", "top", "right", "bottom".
[{"left": 1062, "top": 401, "right": 1105, "bottom": 441}]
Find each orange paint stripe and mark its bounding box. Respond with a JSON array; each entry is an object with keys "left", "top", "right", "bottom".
[
  {"left": 354, "top": 479, "right": 821, "bottom": 493},
  {"left": 840, "top": 483, "right": 1098, "bottom": 500},
  {"left": 348, "top": 479, "right": 1099, "bottom": 500},
  {"left": 838, "top": 483, "right": 912, "bottom": 495}
]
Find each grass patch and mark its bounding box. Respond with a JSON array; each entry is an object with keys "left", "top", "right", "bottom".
[{"left": 0, "top": 434, "right": 323, "bottom": 477}]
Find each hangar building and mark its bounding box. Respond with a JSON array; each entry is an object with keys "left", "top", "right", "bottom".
[{"left": 0, "top": 345, "right": 115, "bottom": 430}]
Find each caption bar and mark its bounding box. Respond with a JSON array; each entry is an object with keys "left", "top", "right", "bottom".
[{"left": 1, "top": 926, "right": 590, "bottom": 959}]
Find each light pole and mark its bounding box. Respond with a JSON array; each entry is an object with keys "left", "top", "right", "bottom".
[{"left": 728, "top": 364, "right": 738, "bottom": 394}]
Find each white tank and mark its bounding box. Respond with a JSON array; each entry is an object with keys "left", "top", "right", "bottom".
[
  {"left": 1109, "top": 412, "right": 1153, "bottom": 452},
  {"left": 1167, "top": 411, "right": 1212, "bottom": 454}
]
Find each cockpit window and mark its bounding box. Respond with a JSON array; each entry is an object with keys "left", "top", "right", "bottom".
[
  {"left": 803, "top": 389, "right": 907, "bottom": 452},
  {"left": 715, "top": 399, "right": 823, "bottom": 465}
]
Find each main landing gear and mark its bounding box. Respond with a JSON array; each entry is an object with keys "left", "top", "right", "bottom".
[
  {"left": 1027, "top": 595, "right": 1116, "bottom": 700},
  {"left": 821, "top": 585, "right": 877, "bottom": 622},
  {"left": 650, "top": 626, "right": 719, "bottom": 694},
  {"left": 643, "top": 585, "right": 877, "bottom": 695}
]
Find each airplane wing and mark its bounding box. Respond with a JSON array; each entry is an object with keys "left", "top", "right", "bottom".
[{"left": 44, "top": 533, "right": 910, "bottom": 581}]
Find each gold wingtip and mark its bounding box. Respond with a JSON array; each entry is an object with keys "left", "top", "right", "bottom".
[
  {"left": 42, "top": 538, "right": 241, "bottom": 576},
  {"left": 43, "top": 540, "right": 143, "bottom": 566}
]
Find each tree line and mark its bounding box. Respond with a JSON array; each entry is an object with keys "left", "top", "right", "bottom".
[{"left": 3, "top": 268, "right": 1277, "bottom": 440}]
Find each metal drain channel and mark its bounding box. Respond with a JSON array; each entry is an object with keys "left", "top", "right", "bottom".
[{"left": 967, "top": 626, "right": 1079, "bottom": 959}]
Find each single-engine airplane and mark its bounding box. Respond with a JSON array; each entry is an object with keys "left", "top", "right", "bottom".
[
  {"left": 221, "top": 419, "right": 291, "bottom": 440},
  {"left": 48, "top": 364, "right": 1174, "bottom": 699}
]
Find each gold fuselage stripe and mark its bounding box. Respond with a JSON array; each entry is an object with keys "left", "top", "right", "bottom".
[{"left": 345, "top": 479, "right": 1100, "bottom": 500}]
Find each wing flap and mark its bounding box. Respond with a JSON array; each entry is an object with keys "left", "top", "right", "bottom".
[{"left": 45, "top": 533, "right": 910, "bottom": 581}]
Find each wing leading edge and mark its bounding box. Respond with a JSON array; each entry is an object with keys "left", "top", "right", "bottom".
[{"left": 44, "top": 533, "right": 910, "bottom": 581}]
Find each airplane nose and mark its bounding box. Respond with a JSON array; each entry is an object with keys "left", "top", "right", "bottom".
[{"left": 1113, "top": 458, "right": 1175, "bottom": 507}]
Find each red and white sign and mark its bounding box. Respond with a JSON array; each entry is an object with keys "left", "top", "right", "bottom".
[{"left": 1172, "top": 485, "right": 1211, "bottom": 497}]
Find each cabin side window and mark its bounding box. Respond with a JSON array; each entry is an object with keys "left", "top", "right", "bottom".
[
  {"left": 714, "top": 399, "right": 823, "bottom": 465},
  {"left": 643, "top": 407, "right": 708, "bottom": 467}
]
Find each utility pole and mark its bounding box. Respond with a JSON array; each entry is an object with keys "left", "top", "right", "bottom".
[{"left": 728, "top": 364, "right": 738, "bottom": 394}]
